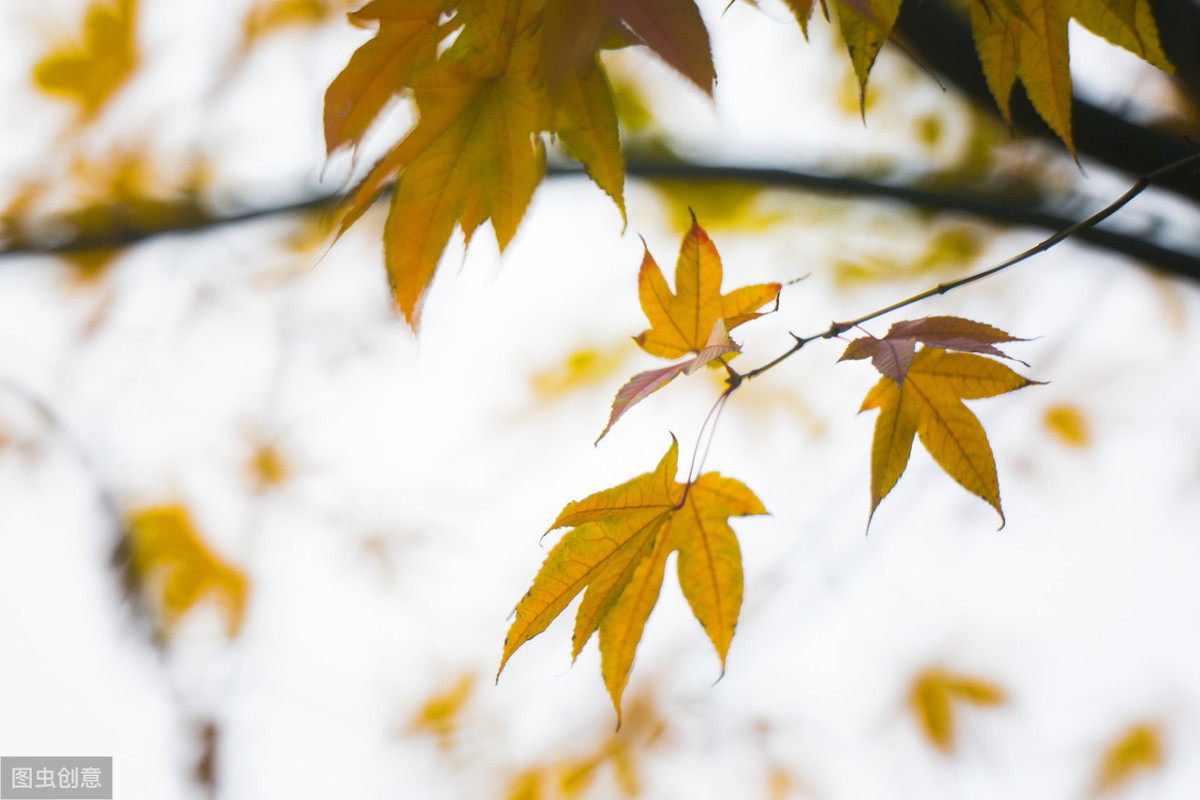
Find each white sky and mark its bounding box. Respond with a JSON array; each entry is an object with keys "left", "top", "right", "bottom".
[{"left": 1, "top": 1, "right": 1199, "bottom": 798}]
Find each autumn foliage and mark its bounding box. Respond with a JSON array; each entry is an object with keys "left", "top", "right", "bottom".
[
  {"left": 3, "top": 0, "right": 1192, "bottom": 793},
  {"left": 323, "top": 0, "right": 1170, "bottom": 325}
]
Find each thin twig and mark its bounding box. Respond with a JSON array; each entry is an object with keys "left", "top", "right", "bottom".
[{"left": 738, "top": 153, "right": 1200, "bottom": 383}]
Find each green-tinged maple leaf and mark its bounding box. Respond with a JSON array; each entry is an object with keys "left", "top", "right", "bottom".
[
  {"left": 836, "top": 0, "right": 903, "bottom": 108},
  {"left": 856, "top": 347, "right": 1041, "bottom": 526},
  {"left": 499, "top": 438, "right": 766, "bottom": 722},
  {"left": 32, "top": 0, "right": 139, "bottom": 120},
  {"left": 1091, "top": 723, "right": 1163, "bottom": 795},
  {"left": 552, "top": 59, "right": 626, "bottom": 223},
  {"left": 969, "top": 0, "right": 1172, "bottom": 154},
  {"left": 127, "top": 505, "right": 249, "bottom": 638},
  {"left": 598, "top": 319, "right": 738, "bottom": 442},
  {"left": 839, "top": 315, "right": 1026, "bottom": 383},
  {"left": 635, "top": 215, "right": 781, "bottom": 359},
  {"left": 909, "top": 667, "right": 1006, "bottom": 754},
  {"left": 322, "top": 0, "right": 444, "bottom": 155}
]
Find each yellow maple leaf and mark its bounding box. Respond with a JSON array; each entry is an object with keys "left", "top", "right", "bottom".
[
  {"left": 634, "top": 215, "right": 781, "bottom": 360},
  {"left": 909, "top": 667, "right": 1006, "bottom": 754},
  {"left": 857, "top": 347, "right": 1041, "bottom": 526},
  {"left": 127, "top": 506, "right": 249, "bottom": 638},
  {"left": 970, "top": 0, "right": 1172, "bottom": 154},
  {"left": 498, "top": 437, "right": 766, "bottom": 722},
  {"left": 1091, "top": 723, "right": 1163, "bottom": 795},
  {"left": 32, "top": 0, "right": 139, "bottom": 120}
]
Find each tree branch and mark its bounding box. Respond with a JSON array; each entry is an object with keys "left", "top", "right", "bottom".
[{"left": 1, "top": 159, "right": 1197, "bottom": 281}]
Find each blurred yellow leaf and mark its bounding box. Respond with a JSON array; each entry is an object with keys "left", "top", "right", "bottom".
[
  {"left": 248, "top": 443, "right": 289, "bottom": 490},
  {"left": 32, "top": 0, "right": 139, "bottom": 119},
  {"left": 243, "top": 0, "right": 350, "bottom": 46},
  {"left": 409, "top": 674, "right": 474, "bottom": 746},
  {"left": 652, "top": 180, "right": 781, "bottom": 233},
  {"left": 127, "top": 505, "right": 249, "bottom": 638},
  {"left": 1091, "top": 723, "right": 1163, "bottom": 795},
  {"left": 1045, "top": 403, "right": 1090, "bottom": 447},
  {"left": 908, "top": 667, "right": 1005, "bottom": 754},
  {"left": 531, "top": 344, "right": 631, "bottom": 401},
  {"left": 505, "top": 770, "right": 543, "bottom": 800},
  {"left": 556, "top": 756, "right": 600, "bottom": 798}
]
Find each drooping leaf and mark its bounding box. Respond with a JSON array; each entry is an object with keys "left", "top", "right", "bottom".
[
  {"left": 835, "top": 0, "right": 903, "bottom": 109},
  {"left": 857, "top": 348, "right": 1041, "bottom": 526},
  {"left": 552, "top": 59, "right": 626, "bottom": 224},
  {"left": 908, "top": 667, "right": 1006, "bottom": 754},
  {"left": 1091, "top": 723, "right": 1163, "bottom": 795},
  {"left": 126, "top": 505, "right": 249, "bottom": 638},
  {"left": 611, "top": 0, "right": 715, "bottom": 95},
  {"left": 326, "top": 0, "right": 629, "bottom": 327},
  {"left": 597, "top": 319, "right": 738, "bottom": 442},
  {"left": 499, "top": 438, "right": 766, "bottom": 721},
  {"left": 839, "top": 315, "right": 1026, "bottom": 383},
  {"left": 32, "top": 0, "right": 139, "bottom": 120},
  {"left": 322, "top": 0, "right": 444, "bottom": 155},
  {"left": 376, "top": 23, "right": 548, "bottom": 325},
  {"left": 634, "top": 216, "right": 781, "bottom": 359},
  {"left": 969, "top": 0, "right": 1172, "bottom": 154}
]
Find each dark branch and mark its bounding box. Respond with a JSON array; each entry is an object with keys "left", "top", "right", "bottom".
[{"left": 1, "top": 159, "right": 1197, "bottom": 281}]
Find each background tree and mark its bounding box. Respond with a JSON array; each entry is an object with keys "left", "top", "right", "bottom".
[{"left": 0, "top": 0, "right": 1198, "bottom": 798}]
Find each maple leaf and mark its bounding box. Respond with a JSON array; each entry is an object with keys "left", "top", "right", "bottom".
[
  {"left": 969, "top": 0, "right": 1172, "bottom": 154},
  {"left": 126, "top": 505, "right": 249, "bottom": 638},
  {"left": 322, "top": 0, "right": 445, "bottom": 155},
  {"left": 498, "top": 438, "right": 766, "bottom": 722},
  {"left": 856, "top": 347, "right": 1041, "bottom": 526},
  {"left": 1090, "top": 723, "right": 1163, "bottom": 795},
  {"left": 839, "top": 315, "right": 1026, "bottom": 383},
  {"left": 836, "top": 0, "right": 903, "bottom": 108},
  {"left": 327, "top": 0, "right": 627, "bottom": 326},
  {"left": 32, "top": 0, "right": 139, "bottom": 120},
  {"left": 908, "top": 667, "right": 1005, "bottom": 754},
  {"left": 597, "top": 319, "right": 738, "bottom": 443},
  {"left": 634, "top": 215, "right": 781, "bottom": 360}
]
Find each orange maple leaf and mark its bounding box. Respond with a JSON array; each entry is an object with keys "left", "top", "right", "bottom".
[
  {"left": 634, "top": 215, "right": 781, "bottom": 360},
  {"left": 328, "top": 0, "right": 625, "bottom": 326},
  {"left": 856, "top": 346, "right": 1041, "bottom": 526},
  {"left": 909, "top": 667, "right": 1006, "bottom": 754},
  {"left": 322, "top": 0, "right": 444, "bottom": 155},
  {"left": 499, "top": 437, "right": 766, "bottom": 722}
]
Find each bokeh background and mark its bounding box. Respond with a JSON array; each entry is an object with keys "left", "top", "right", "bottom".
[{"left": 1, "top": 0, "right": 1199, "bottom": 797}]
